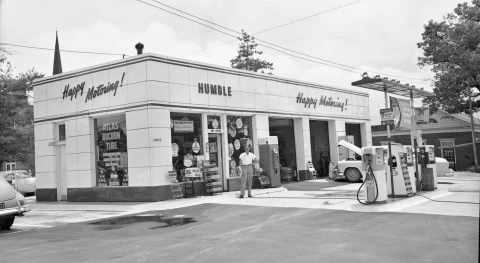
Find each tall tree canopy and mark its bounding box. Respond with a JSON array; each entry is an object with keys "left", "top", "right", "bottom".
[
  {"left": 230, "top": 30, "right": 274, "bottom": 73},
  {"left": 0, "top": 48, "right": 44, "bottom": 169},
  {"left": 418, "top": 0, "right": 480, "bottom": 114}
]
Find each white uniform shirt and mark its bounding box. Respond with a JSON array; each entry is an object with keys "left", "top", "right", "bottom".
[{"left": 239, "top": 152, "right": 256, "bottom": 165}]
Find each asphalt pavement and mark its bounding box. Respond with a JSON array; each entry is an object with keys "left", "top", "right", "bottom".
[{"left": 1, "top": 171, "right": 478, "bottom": 263}]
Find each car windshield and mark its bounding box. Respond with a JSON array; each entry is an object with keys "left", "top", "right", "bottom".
[{"left": 13, "top": 171, "right": 31, "bottom": 179}]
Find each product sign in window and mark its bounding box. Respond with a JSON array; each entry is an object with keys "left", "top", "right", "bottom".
[{"left": 95, "top": 115, "right": 128, "bottom": 186}]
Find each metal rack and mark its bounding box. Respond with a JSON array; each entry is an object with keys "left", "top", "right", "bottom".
[{"left": 203, "top": 165, "right": 222, "bottom": 194}]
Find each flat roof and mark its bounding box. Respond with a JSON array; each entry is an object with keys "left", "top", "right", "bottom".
[{"left": 351, "top": 77, "right": 434, "bottom": 98}]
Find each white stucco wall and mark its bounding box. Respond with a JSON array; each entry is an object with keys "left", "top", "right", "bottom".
[{"left": 33, "top": 53, "right": 370, "bottom": 189}]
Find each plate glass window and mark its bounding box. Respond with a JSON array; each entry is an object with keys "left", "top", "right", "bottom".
[
  {"left": 227, "top": 115, "right": 253, "bottom": 177},
  {"left": 94, "top": 115, "right": 128, "bottom": 186},
  {"left": 171, "top": 113, "right": 203, "bottom": 182}
]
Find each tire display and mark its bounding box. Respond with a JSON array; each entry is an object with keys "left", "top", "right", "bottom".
[{"left": 280, "top": 166, "right": 295, "bottom": 182}]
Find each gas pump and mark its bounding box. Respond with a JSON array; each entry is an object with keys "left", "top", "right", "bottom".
[
  {"left": 259, "top": 136, "right": 281, "bottom": 187},
  {"left": 402, "top": 145, "right": 417, "bottom": 193},
  {"left": 426, "top": 145, "right": 438, "bottom": 190},
  {"left": 417, "top": 145, "right": 435, "bottom": 191},
  {"left": 385, "top": 143, "right": 414, "bottom": 196},
  {"left": 357, "top": 146, "right": 388, "bottom": 204}
]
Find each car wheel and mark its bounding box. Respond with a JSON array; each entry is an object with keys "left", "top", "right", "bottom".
[
  {"left": 0, "top": 217, "right": 15, "bottom": 230},
  {"left": 345, "top": 168, "right": 361, "bottom": 183}
]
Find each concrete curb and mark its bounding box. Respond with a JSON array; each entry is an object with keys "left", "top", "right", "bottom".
[{"left": 26, "top": 187, "right": 288, "bottom": 212}]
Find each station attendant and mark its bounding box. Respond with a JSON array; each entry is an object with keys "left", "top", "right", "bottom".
[{"left": 239, "top": 145, "right": 257, "bottom": 198}]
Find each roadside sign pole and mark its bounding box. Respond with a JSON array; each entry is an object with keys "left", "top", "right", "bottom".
[
  {"left": 410, "top": 88, "right": 419, "bottom": 188},
  {"left": 384, "top": 83, "right": 395, "bottom": 197}
]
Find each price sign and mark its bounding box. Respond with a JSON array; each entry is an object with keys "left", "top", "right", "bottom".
[{"left": 380, "top": 108, "right": 395, "bottom": 125}]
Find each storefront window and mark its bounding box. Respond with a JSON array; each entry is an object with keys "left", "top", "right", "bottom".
[
  {"left": 227, "top": 115, "right": 253, "bottom": 177},
  {"left": 171, "top": 113, "right": 203, "bottom": 182},
  {"left": 94, "top": 115, "right": 128, "bottom": 186}
]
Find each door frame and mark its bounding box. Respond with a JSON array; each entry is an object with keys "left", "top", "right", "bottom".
[
  {"left": 208, "top": 133, "right": 225, "bottom": 191},
  {"left": 55, "top": 122, "right": 67, "bottom": 201},
  {"left": 56, "top": 142, "right": 67, "bottom": 201}
]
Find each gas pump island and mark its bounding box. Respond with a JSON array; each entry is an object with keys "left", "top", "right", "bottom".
[
  {"left": 356, "top": 144, "right": 439, "bottom": 205},
  {"left": 351, "top": 75, "right": 437, "bottom": 204}
]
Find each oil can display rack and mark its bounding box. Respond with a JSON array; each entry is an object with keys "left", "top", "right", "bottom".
[{"left": 203, "top": 165, "right": 222, "bottom": 194}]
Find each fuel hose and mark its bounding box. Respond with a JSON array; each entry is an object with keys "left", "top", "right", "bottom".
[{"left": 357, "top": 159, "right": 379, "bottom": 205}]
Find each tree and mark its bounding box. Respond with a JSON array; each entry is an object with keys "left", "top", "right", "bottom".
[
  {"left": 230, "top": 30, "right": 274, "bottom": 73},
  {"left": 417, "top": 0, "right": 480, "bottom": 170},
  {"left": 417, "top": 0, "right": 480, "bottom": 114},
  {"left": 0, "top": 48, "right": 44, "bottom": 171}
]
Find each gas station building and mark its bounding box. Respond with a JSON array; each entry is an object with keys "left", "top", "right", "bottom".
[{"left": 33, "top": 52, "right": 372, "bottom": 202}]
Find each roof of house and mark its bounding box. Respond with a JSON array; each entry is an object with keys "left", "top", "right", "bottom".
[{"left": 372, "top": 109, "right": 480, "bottom": 133}]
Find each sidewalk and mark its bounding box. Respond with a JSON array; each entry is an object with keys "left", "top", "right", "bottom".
[{"left": 21, "top": 171, "right": 479, "bottom": 227}]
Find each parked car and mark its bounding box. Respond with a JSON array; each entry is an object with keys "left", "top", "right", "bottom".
[
  {"left": 335, "top": 141, "right": 452, "bottom": 183},
  {"left": 0, "top": 170, "right": 36, "bottom": 195},
  {"left": 336, "top": 140, "right": 363, "bottom": 182},
  {"left": 0, "top": 175, "right": 31, "bottom": 230},
  {"left": 337, "top": 159, "right": 363, "bottom": 182}
]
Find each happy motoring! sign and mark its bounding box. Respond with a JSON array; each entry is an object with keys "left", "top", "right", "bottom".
[
  {"left": 295, "top": 92, "right": 348, "bottom": 111},
  {"left": 62, "top": 72, "right": 125, "bottom": 103}
]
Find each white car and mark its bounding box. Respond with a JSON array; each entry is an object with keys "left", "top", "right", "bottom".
[
  {"left": 335, "top": 141, "right": 452, "bottom": 182},
  {"left": 336, "top": 140, "right": 363, "bottom": 182},
  {"left": 337, "top": 159, "right": 363, "bottom": 182},
  {"left": 0, "top": 170, "right": 36, "bottom": 195}
]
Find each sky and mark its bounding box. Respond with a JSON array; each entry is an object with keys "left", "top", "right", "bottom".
[{"left": 0, "top": 0, "right": 468, "bottom": 124}]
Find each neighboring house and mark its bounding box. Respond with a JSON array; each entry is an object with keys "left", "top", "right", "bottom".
[
  {"left": 1, "top": 161, "right": 17, "bottom": 171},
  {"left": 372, "top": 110, "right": 480, "bottom": 171},
  {"left": 0, "top": 161, "right": 30, "bottom": 172}
]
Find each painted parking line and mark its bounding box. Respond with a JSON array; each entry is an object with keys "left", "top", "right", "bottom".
[
  {"left": 0, "top": 230, "right": 24, "bottom": 235},
  {"left": 13, "top": 224, "right": 53, "bottom": 228}
]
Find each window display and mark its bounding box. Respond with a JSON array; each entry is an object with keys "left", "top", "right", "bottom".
[
  {"left": 227, "top": 115, "right": 253, "bottom": 177},
  {"left": 171, "top": 113, "right": 203, "bottom": 182},
  {"left": 95, "top": 115, "right": 128, "bottom": 186}
]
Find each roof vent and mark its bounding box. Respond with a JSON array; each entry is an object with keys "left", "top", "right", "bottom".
[{"left": 135, "top": 42, "right": 144, "bottom": 55}]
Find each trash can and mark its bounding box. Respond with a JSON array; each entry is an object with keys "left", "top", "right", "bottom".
[{"left": 421, "top": 167, "right": 435, "bottom": 191}]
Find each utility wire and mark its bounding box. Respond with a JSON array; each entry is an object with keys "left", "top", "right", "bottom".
[
  {"left": 174, "top": 0, "right": 363, "bottom": 57},
  {"left": 147, "top": 0, "right": 429, "bottom": 83},
  {"left": 259, "top": 43, "right": 361, "bottom": 74},
  {"left": 256, "top": 0, "right": 363, "bottom": 35},
  {"left": 0, "top": 43, "right": 128, "bottom": 57},
  {"left": 150, "top": 0, "right": 240, "bottom": 35},
  {"left": 137, "top": 0, "right": 239, "bottom": 38},
  {"left": 139, "top": 0, "right": 431, "bottom": 84},
  {"left": 256, "top": 38, "right": 431, "bottom": 84}
]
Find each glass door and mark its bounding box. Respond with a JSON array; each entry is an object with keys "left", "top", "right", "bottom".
[{"left": 208, "top": 134, "right": 224, "bottom": 191}]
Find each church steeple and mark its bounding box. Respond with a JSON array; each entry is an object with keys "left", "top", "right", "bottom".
[{"left": 53, "top": 31, "right": 63, "bottom": 75}]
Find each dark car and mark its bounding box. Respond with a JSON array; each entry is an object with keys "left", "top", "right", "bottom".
[{"left": 0, "top": 175, "right": 31, "bottom": 230}]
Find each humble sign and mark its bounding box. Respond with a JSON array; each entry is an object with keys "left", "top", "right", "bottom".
[{"left": 198, "top": 83, "right": 232, "bottom": 96}]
